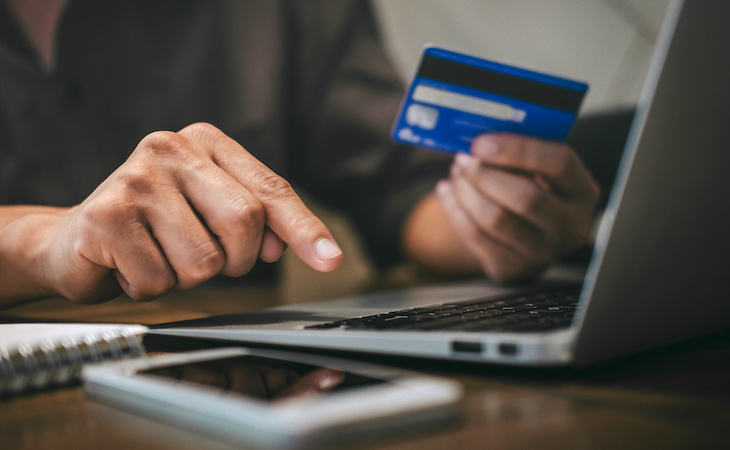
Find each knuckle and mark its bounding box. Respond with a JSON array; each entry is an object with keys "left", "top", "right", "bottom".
[
  {"left": 288, "top": 211, "right": 321, "bottom": 233},
  {"left": 223, "top": 259, "right": 256, "bottom": 278},
  {"left": 223, "top": 248, "right": 259, "bottom": 278},
  {"left": 181, "top": 122, "right": 221, "bottom": 138},
  {"left": 137, "top": 130, "right": 177, "bottom": 152},
  {"left": 483, "top": 207, "right": 512, "bottom": 235},
  {"left": 117, "top": 168, "right": 157, "bottom": 197},
  {"left": 180, "top": 244, "right": 225, "bottom": 288},
  {"left": 514, "top": 183, "right": 545, "bottom": 216},
  {"left": 223, "top": 201, "right": 266, "bottom": 235},
  {"left": 83, "top": 194, "right": 138, "bottom": 230},
  {"left": 130, "top": 273, "right": 176, "bottom": 301},
  {"left": 252, "top": 171, "right": 294, "bottom": 201},
  {"left": 83, "top": 176, "right": 159, "bottom": 229},
  {"left": 139, "top": 282, "right": 175, "bottom": 300},
  {"left": 179, "top": 123, "right": 235, "bottom": 162},
  {"left": 136, "top": 130, "right": 192, "bottom": 161},
  {"left": 148, "top": 279, "right": 176, "bottom": 298},
  {"left": 194, "top": 244, "right": 226, "bottom": 276}
]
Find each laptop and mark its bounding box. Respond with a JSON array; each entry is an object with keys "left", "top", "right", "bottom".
[{"left": 151, "top": 0, "right": 730, "bottom": 367}]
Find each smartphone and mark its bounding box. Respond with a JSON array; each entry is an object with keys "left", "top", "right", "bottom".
[{"left": 82, "top": 347, "right": 462, "bottom": 448}]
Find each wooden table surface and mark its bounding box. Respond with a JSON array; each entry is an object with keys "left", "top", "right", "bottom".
[{"left": 2, "top": 281, "right": 729, "bottom": 449}]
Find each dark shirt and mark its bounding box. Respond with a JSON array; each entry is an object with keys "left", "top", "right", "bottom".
[{"left": 0, "top": 0, "right": 453, "bottom": 276}]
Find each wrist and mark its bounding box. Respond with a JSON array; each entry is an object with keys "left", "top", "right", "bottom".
[
  {"left": 403, "top": 192, "right": 481, "bottom": 274},
  {"left": 0, "top": 209, "right": 67, "bottom": 304}
]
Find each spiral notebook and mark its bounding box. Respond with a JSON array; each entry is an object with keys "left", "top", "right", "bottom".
[{"left": 0, "top": 323, "right": 148, "bottom": 396}]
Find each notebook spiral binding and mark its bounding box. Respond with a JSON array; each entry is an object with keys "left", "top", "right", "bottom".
[{"left": 0, "top": 328, "right": 145, "bottom": 397}]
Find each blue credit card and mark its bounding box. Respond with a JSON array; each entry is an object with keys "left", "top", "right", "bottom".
[{"left": 391, "top": 46, "right": 589, "bottom": 153}]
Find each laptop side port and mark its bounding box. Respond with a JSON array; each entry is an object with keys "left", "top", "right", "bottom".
[
  {"left": 451, "top": 341, "right": 483, "bottom": 354},
  {"left": 498, "top": 342, "right": 519, "bottom": 356}
]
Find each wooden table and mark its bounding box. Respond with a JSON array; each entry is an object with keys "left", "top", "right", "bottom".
[{"left": 2, "top": 281, "right": 730, "bottom": 449}]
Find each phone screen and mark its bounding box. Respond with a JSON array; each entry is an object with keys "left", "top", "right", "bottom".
[{"left": 140, "top": 355, "right": 388, "bottom": 403}]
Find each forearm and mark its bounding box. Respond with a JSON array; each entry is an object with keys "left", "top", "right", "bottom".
[
  {"left": 0, "top": 205, "right": 67, "bottom": 227},
  {"left": 0, "top": 206, "right": 66, "bottom": 306},
  {"left": 402, "top": 192, "right": 482, "bottom": 275}
]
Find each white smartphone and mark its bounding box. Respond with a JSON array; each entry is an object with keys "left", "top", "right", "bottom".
[{"left": 82, "top": 347, "right": 462, "bottom": 448}]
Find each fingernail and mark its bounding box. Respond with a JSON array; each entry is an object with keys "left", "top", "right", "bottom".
[
  {"left": 315, "top": 238, "right": 342, "bottom": 261},
  {"left": 451, "top": 153, "right": 472, "bottom": 176},
  {"left": 435, "top": 180, "right": 451, "bottom": 196},
  {"left": 473, "top": 136, "right": 499, "bottom": 158},
  {"left": 455, "top": 152, "right": 473, "bottom": 167},
  {"left": 316, "top": 370, "right": 345, "bottom": 390}
]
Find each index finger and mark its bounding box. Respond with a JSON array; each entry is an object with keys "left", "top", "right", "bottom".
[
  {"left": 180, "top": 123, "right": 343, "bottom": 272},
  {"left": 471, "top": 133, "right": 598, "bottom": 200}
]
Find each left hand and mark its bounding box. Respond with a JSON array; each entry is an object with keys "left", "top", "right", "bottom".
[{"left": 435, "top": 133, "right": 600, "bottom": 282}]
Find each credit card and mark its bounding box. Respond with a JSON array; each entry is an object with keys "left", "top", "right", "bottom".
[{"left": 391, "top": 46, "right": 589, "bottom": 153}]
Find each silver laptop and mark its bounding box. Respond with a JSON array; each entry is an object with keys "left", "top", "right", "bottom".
[{"left": 151, "top": 0, "right": 730, "bottom": 367}]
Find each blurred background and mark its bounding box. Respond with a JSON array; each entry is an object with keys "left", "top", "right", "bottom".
[
  {"left": 282, "top": 0, "right": 671, "bottom": 302},
  {"left": 374, "top": 0, "right": 670, "bottom": 113}
]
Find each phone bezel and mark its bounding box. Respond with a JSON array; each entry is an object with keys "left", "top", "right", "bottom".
[{"left": 83, "top": 347, "right": 461, "bottom": 447}]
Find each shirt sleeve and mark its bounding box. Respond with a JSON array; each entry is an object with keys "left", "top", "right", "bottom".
[{"left": 286, "top": 0, "right": 453, "bottom": 270}]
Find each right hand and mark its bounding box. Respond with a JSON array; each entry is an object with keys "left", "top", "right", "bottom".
[{"left": 40, "top": 123, "right": 343, "bottom": 303}]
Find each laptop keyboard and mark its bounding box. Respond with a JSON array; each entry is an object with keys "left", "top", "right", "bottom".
[{"left": 305, "top": 285, "right": 582, "bottom": 333}]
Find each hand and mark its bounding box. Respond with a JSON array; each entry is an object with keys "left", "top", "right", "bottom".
[
  {"left": 40, "top": 123, "right": 343, "bottom": 303},
  {"left": 435, "top": 133, "right": 600, "bottom": 282}
]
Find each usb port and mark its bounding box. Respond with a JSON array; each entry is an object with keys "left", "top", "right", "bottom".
[
  {"left": 451, "top": 341, "right": 483, "bottom": 354},
  {"left": 498, "top": 343, "right": 519, "bottom": 356}
]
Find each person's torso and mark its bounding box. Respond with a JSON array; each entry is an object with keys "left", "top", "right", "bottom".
[{"left": 0, "top": 0, "right": 291, "bottom": 206}]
